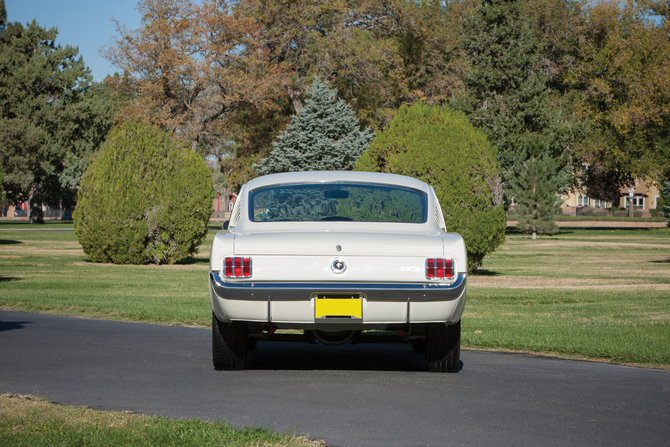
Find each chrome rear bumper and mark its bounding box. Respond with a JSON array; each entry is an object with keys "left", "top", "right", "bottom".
[{"left": 209, "top": 271, "right": 466, "bottom": 303}]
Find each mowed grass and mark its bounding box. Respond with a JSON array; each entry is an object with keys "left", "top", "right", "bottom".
[
  {"left": 1, "top": 220, "right": 669, "bottom": 368},
  {"left": 0, "top": 394, "right": 321, "bottom": 447},
  {"left": 465, "top": 227, "right": 670, "bottom": 368},
  {"left": 0, "top": 220, "right": 214, "bottom": 327}
]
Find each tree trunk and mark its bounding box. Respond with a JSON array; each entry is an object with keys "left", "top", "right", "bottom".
[
  {"left": 287, "top": 85, "right": 302, "bottom": 114},
  {"left": 488, "top": 174, "right": 503, "bottom": 207},
  {"left": 629, "top": 196, "right": 635, "bottom": 218},
  {"left": 532, "top": 229, "right": 537, "bottom": 240},
  {"left": 28, "top": 189, "right": 44, "bottom": 224}
]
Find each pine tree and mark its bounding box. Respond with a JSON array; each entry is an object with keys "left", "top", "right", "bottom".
[
  {"left": 0, "top": 0, "right": 23, "bottom": 51},
  {"left": 455, "top": 0, "right": 585, "bottom": 204},
  {"left": 660, "top": 181, "right": 670, "bottom": 227},
  {"left": 510, "top": 136, "right": 562, "bottom": 239},
  {"left": 254, "top": 80, "right": 374, "bottom": 176},
  {"left": 0, "top": 21, "right": 115, "bottom": 223}
]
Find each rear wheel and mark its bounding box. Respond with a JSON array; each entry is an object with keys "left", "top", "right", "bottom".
[
  {"left": 425, "top": 321, "right": 460, "bottom": 373},
  {"left": 212, "top": 313, "right": 247, "bottom": 370}
]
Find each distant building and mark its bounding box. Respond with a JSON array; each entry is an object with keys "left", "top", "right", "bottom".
[{"left": 561, "top": 180, "right": 660, "bottom": 216}]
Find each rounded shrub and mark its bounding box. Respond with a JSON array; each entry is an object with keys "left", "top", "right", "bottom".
[
  {"left": 355, "top": 103, "right": 506, "bottom": 272},
  {"left": 74, "top": 122, "right": 214, "bottom": 265}
]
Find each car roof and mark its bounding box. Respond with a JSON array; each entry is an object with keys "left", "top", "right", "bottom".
[{"left": 245, "top": 171, "right": 431, "bottom": 192}]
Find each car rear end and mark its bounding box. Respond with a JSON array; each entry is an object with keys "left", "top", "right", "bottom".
[{"left": 209, "top": 172, "right": 467, "bottom": 372}]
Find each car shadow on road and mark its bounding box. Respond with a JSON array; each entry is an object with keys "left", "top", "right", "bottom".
[
  {"left": 0, "top": 320, "right": 32, "bottom": 332},
  {"left": 245, "top": 342, "right": 463, "bottom": 372}
]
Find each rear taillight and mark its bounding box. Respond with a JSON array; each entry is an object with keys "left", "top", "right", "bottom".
[
  {"left": 426, "top": 258, "right": 453, "bottom": 280},
  {"left": 224, "top": 257, "right": 252, "bottom": 278}
]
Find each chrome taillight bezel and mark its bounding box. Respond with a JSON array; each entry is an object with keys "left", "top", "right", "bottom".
[
  {"left": 223, "top": 257, "right": 252, "bottom": 279},
  {"left": 425, "top": 258, "right": 455, "bottom": 281}
]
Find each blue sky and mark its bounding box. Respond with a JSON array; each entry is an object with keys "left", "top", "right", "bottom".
[{"left": 6, "top": 0, "right": 142, "bottom": 82}]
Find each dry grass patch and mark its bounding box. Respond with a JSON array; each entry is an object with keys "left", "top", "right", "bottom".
[
  {"left": 469, "top": 276, "right": 670, "bottom": 290},
  {"left": 70, "top": 261, "right": 208, "bottom": 270}
]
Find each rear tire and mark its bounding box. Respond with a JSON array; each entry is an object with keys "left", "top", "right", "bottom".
[
  {"left": 425, "top": 320, "right": 460, "bottom": 373},
  {"left": 212, "top": 313, "right": 247, "bottom": 370}
]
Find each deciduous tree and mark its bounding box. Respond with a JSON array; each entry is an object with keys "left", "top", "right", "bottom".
[
  {"left": 104, "top": 0, "right": 289, "bottom": 155},
  {"left": 241, "top": 0, "right": 467, "bottom": 129},
  {"left": 567, "top": 0, "right": 670, "bottom": 183}
]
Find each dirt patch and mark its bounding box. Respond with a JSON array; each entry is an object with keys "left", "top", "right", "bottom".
[
  {"left": 508, "top": 220, "right": 668, "bottom": 228},
  {"left": 71, "top": 261, "right": 207, "bottom": 271},
  {"left": 505, "top": 240, "right": 669, "bottom": 250},
  {"left": 0, "top": 246, "right": 85, "bottom": 257},
  {"left": 469, "top": 275, "right": 670, "bottom": 290}
]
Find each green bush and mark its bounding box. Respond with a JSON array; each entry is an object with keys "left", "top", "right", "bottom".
[
  {"left": 579, "top": 206, "right": 608, "bottom": 217},
  {"left": 355, "top": 103, "right": 506, "bottom": 272},
  {"left": 74, "top": 122, "right": 213, "bottom": 265}
]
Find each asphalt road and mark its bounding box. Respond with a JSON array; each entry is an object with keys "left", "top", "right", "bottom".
[{"left": 1, "top": 310, "right": 669, "bottom": 447}]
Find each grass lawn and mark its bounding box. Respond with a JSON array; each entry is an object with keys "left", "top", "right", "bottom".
[
  {"left": 1, "top": 220, "right": 669, "bottom": 368},
  {"left": 0, "top": 394, "right": 321, "bottom": 447},
  {"left": 0, "top": 220, "right": 214, "bottom": 327},
  {"left": 466, "top": 227, "right": 670, "bottom": 368}
]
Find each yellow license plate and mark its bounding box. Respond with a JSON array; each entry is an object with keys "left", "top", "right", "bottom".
[{"left": 315, "top": 298, "right": 362, "bottom": 319}]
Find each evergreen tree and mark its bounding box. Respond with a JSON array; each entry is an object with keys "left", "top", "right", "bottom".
[
  {"left": 455, "top": 0, "right": 585, "bottom": 205},
  {"left": 0, "top": 21, "right": 115, "bottom": 223},
  {"left": 660, "top": 181, "right": 670, "bottom": 226},
  {"left": 254, "top": 80, "right": 374, "bottom": 176},
  {"left": 509, "top": 136, "right": 562, "bottom": 239},
  {"left": 0, "top": 0, "right": 23, "bottom": 51},
  {"left": 355, "top": 103, "right": 506, "bottom": 272},
  {"left": 74, "top": 122, "right": 213, "bottom": 265}
]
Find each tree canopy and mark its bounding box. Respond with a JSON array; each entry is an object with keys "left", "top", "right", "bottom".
[
  {"left": 567, "top": 0, "right": 670, "bottom": 183},
  {"left": 0, "top": 0, "right": 663, "bottom": 215},
  {"left": 0, "top": 0, "right": 23, "bottom": 50},
  {"left": 102, "top": 0, "right": 670, "bottom": 197},
  {"left": 0, "top": 19, "right": 115, "bottom": 222},
  {"left": 455, "top": 0, "right": 586, "bottom": 205},
  {"left": 105, "top": 0, "right": 470, "bottom": 190}
]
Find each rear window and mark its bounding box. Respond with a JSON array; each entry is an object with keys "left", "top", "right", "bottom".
[{"left": 249, "top": 183, "right": 427, "bottom": 223}]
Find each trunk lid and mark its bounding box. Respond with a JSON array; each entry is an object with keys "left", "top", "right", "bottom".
[{"left": 233, "top": 231, "right": 443, "bottom": 258}]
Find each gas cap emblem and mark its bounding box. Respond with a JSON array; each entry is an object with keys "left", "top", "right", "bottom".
[
  {"left": 335, "top": 245, "right": 342, "bottom": 252},
  {"left": 331, "top": 257, "right": 347, "bottom": 274}
]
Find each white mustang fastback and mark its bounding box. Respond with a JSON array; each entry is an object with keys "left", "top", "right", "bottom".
[{"left": 209, "top": 171, "right": 467, "bottom": 372}]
